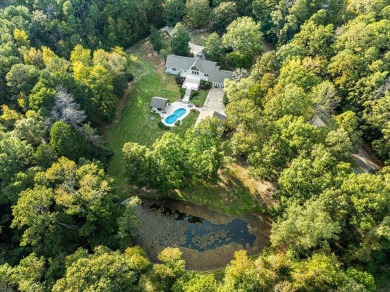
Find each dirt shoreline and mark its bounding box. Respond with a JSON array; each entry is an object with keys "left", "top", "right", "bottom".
[{"left": 135, "top": 198, "right": 271, "bottom": 271}]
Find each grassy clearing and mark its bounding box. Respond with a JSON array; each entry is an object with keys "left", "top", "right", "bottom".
[
  {"left": 104, "top": 40, "right": 274, "bottom": 215},
  {"left": 188, "top": 30, "right": 211, "bottom": 46},
  {"left": 145, "top": 164, "right": 275, "bottom": 216},
  {"left": 103, "top": 40, "right": 199, "bottom": 193}
]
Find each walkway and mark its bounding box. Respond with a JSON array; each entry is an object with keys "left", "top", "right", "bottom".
[
  {"left": 195, "top": 88, "right": 226, "bottom": 126},
  {"left": 183, "top": 88, "right": 191, "bottom": 102}
]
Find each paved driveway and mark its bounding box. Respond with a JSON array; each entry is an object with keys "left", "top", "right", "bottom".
[{"left": 195, "top": 88, "right": 226, "bottom": 125}]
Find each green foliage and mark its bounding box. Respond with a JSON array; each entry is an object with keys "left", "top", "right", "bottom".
[
  {"left": 185, "top": 118, "right": 224, "bottom": 180},
  {"left": 270, "top": 198, "right": 341, "bottom": 251},
  {"left": 205, "top": 32, "right": 224, "bottom": 62},
  {"left": 171, "top": 22, "right": 191, "bottom": 56},
  {"left": 49, "top": 121, "right": 87, "bottom": 161},
  {"left": 11, "top": 157, "right": 118, "bottom": 255},
  {"left": 153, "top": 247, "right": 186, "bottom": 290},
  {"left": 149, "top": 26, "right": 162, "bottom": 52},
  {"left": 163, "top": 0, "right": 186, "bottom": 26},
  {"left": 184, "top": 0, "right": 211, "bottom": 29},
  {"left": 223, "top": 250, "right": 261, "bottom": 291},
  {"left": 211, "top": 2, "right": 239, "bottom": 35},
  {"left": 52, "top": 246, "right": 151, "bottom": 291},
  {"left": 222, "top": 16, "right": 263, "bottom": 56}
]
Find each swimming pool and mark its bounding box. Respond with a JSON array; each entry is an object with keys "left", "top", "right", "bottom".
[{"left": 165, "top": 108, "right": 187, "bottom": 124}]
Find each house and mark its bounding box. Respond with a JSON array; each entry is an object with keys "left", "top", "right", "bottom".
[
  {"left": 150, "top": 97, "right": 168, "bottom": 112},
  {"left": 166, "top": 55, "right": 233, "bottom": 88}
]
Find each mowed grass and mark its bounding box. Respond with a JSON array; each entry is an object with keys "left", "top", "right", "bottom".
[
  {"left": 144, "top": 164, "right": 275, "bottom": 215},
  {"left": 104, "top": 40, "right": 274, "bottom": 215},
  {"left": 103, "top": 43, "right": 199, "bottom": 193}
]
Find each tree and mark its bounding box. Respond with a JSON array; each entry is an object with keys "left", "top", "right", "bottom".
[
  {"left": 270, "top": 198, "right": 341, "bottom": 252},
  {"left": 181, "top": 274, "right": 218, "bottom": 292},
  {"left": 6, "top": 64, "right": 40, "bottom": 98},
  {"left": 184, "top": 0, "right": 211, "bottom": 29},
  {"left": 0, "top": 137, "right": 33, "bottom": 188},
  {"left": 170, "top": 22, "right": 190, "bottom": 56},
  {"left": 149, "top": 25, "right": 162, "bottom": 52},
  {"left": 264, "top": 84, "right": 313, "bottom": 120},
  {"left": 49, "top": 121, "right": 88, "bottom": 161},
  {"left": 163, "top": 0, "right": 186, "bottom": 26},
  {"left": 11, "top": 157, "right": 118, "bottom": 254},
  {"left": 205, "top": 32, "right": 224, "bottom": 62},
  {"left": 211, "top": 2, "right": 239, "bottom": 35},
  {"left": 122, "top": 142, "right": 153, "bottom": 186},
  {"left": 10, "top": 253, "right": 46, "bottom": 292},
  {"left": 223, "top": 250, "right": 260, "bottom": 291},
  {"left": 52, "top": 246, "right": 150, "bottom": 291},
  {"left": 291, "top": 253, "right": 343, "bottom": 290},
  {"left": 151, "top": 133, "right": 187, "bottom": 190},
  {"left": 222, "top": 17, "right": 263, "bottom": 65},
  {"left": 153, "top": 247, "right": 186, "bottom": 290},
  {"left": 49, "top": 88, "right": 86, "bottom": 128},
  {"left": 185, "top": 118, "right": 224, "bottom": 180},
  {"left": 116, "top": 197, "right": 140, "bottom": 250}
]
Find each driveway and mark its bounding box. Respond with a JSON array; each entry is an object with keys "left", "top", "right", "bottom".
[{"left": 195, "top": 88, "right": 226, "bottom": 125}]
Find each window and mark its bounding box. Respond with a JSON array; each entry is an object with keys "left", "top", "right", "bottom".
[
  {"left": 172, "top": 68, "right": 177, "bottom": 71},
  {"left": 192, "top": 71, "right": 199, "bottom": 75},
  {"left": 204, "top": 73, "right": 209, "bottom": 77}
]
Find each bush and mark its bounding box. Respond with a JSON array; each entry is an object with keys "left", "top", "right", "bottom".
[
  {"left": 158, "top": 121, "right": 171, "bottom": 130},
  {"left": 160, "top": 49, "right": 169, "bottom": 60},
  {"left": 175, "top": 121, "right": 181, "bottom": 126},
  {"left": 176, "top": 76, "right": 185, "bottom": 85},
  {"left": 190, "top": 91, "right": 198, "bottom": 99},
  {"left": 200, "top": 80, "right": 212, "bottom": 89},
  {"left": 179, "top": 88, "right": 186, "bottom": 98}
]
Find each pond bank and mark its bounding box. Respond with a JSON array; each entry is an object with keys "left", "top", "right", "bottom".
[{"left": 134, "top": 199, "right": 271, "bottom": 271}]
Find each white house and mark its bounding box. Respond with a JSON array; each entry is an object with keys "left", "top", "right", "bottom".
[{"left": 166, "top": 55, "right": 233, "bottom": 89}]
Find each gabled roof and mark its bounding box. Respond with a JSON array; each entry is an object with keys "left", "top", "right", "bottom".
[
  {"left": 213, "top": 111, "right": 227, "bottom": 121},
  {"left": 189, "top": 42, "right": 204, "bottom": 56},
  {"left": 166, "top": 55, "right": 233, "bottom": 84},
  {"left": 150, "top": 97, "right": 168, "bottom": 108},
  {"left": 166, "top": 55, "right": 194, "bottom": 70}
]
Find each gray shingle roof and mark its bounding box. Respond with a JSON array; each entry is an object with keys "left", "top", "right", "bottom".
[
  {"left": 166, "top": 55, "right": 233, "bottom": 84},
  {"left": 213, "top": 111, "right": 227, "bottom": 121},
  {"left": 166, "top": 55, "right": 194, "bottom": 70},
  {"left": 150, "top": 97, "right": 168, "bottom": 108}
]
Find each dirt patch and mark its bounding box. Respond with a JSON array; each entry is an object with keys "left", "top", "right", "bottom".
[{"left": 134, "top": 199, "right": 271, "bottom": 271}]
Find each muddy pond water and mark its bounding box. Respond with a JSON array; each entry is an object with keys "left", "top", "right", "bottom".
[{"left": 134, "top": 199, "right": 271, "bottom": 270}]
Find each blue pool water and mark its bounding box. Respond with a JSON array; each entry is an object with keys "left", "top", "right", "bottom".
[{"left": 165, "top": 108, "right": 187, "bottom": 124}]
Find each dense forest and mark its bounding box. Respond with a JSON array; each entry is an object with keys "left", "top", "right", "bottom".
[{"left": 0, "top": 0, "right": 389, "bottom": 291}]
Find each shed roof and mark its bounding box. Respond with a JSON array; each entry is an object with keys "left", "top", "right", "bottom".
[
  {"left": 150, "top": 97, "right": 168, "bottom": 108},
  {"left": 213, "top": 111, "right": 227, "bottom": 121}
]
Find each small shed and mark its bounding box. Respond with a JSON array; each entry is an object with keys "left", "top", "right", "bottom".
[
  {"left": 150, "top": 97, "right": 168, "bottom": 111},
  {"left": 213, "top": 111, "right": 227, "bottom": 121}
]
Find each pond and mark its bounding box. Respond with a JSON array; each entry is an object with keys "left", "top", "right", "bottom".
[
  {"left": 145, "top": 204, "right": 256, "bottom": 252},
  {"left": 134, "top": 199, "right": 271, "bottom": 270}
]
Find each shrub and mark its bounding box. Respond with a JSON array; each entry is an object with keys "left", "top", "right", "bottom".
[
  {"left": 179, "top": 88, "right": 186, "bottom": 98},
  {"left": 158, "top": 121, "right": 171, "bottom": 130},
  {"left": 190, "top": 91, "right": 198, "bottom": 99},
  {"left": 200, "top": 80, "right": 212, "bottom": 89},
  {"left": 175, "top": 121, "right": 181, "bottom": 126},
  {"left": 176, "top": 76, "right": 185, "bottom": 85},
  {"left": 160, "top": 49, "right": 169, "bottom": 60}
]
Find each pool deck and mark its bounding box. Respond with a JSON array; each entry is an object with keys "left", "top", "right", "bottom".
[{"left": 155, "top": 100, "right": 194, "bottom": 127}]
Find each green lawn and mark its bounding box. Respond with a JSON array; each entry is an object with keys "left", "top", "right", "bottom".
[
  {"left": 103, "top": 41, "right": 273, "bottom": 215},
  {"left": 103, "top": 45, "right": 199, "bottom": 194},
  {"left": 190, "top": 89, "right": 208, "bottom": 107}
]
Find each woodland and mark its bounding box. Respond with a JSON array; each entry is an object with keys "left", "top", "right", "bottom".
[{"left": 0, "top": 0, "right": 389, "bottom": 291}]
